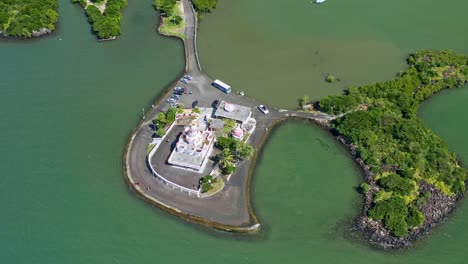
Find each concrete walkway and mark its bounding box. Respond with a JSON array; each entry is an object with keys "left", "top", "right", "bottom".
[{"left": 124, "top": 0, "right": 336, "bottom": 230}]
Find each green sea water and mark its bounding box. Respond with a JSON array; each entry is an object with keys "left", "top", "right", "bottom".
[
  {"left": 198, "top": 0, "right": 468, "bottom": 108},
  {"left": 1, "top": 0, "right": 468, "bottom": 263}
]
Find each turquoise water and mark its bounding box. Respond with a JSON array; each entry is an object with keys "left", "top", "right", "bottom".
[{"left": 1, "top": 0, "right": 468, "bottom": 263}]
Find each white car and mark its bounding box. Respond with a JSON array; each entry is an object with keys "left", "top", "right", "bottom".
[{"left": 258, "top": 105, "right": 269, "bottom": 114}]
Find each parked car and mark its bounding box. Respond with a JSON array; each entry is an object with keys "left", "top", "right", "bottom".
[
  {"left": 258, "top": 105, "right": 269, "bottom": 114},
  {"left": 192, "top": 100, "right": 198, "bottom": 108},
  {"left": 171, "top": 103, "right": 180, "bottom": 108},
  {"left": 174, "top": 86, "right": 184, "bottom": 92},
  {"left": 171, "top": 94, "right": 181, "bottom": 100},
  {"left": 166, "top": 98, "right": 176, "bottom": 103},
  {"left": 183, "top": 74, "right": 192, "bottom": 80},
  {"left": 181, "top": 78, "right": 190, "bottom": 84}
]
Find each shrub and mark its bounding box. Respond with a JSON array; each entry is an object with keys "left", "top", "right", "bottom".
[
  {"left": 154, "top": 112, "right": 167, "bottom": 128},
  {"left": 235, "top": 141, "right": 254, "bottom": 160},
  {"left": 177, "top": 104, "right": 184, "bottom": 114},
  {"left": 221, "top": 119, "right": 237, "bottom": 135},
  {"left": 155, "top": 127, "right": 166, "bottom": 137},
  {"left": 215, "top": 136, "right": 236, "bottom": 150},
  {"left": 415, "top": 191, "right": 431, "bottom": 207},
  {"left": 407, "top": 206, "right": 424, "bottom": 228},
  {"left": 379, "top": 174, "right": 415, "bottom": 196},
  {"left": 221, "top": 163, "right": 236, "bottom": 175},
  {"left": 299, "top": 95, "right": 311, "bottom": 107},
  {"left": 201, "top": 175, "right": 216, "bottom": 193},
  {"left": 153, "top": 0, "right": 176, "bottom": 14},
  {"left": 192, "top": 0, "right": 218, "bottom": 12},
  {"left": 325, "top": 74, "right": 338, "bottom": 83},
  {"left": 0, "top": 0, "right": 59, "bottom": 37},
  {"left": 368, "top": 196, "right": 409, "bottom": 237},
  {"left": 166, "top": 107, "right": 177, "bottom": 123},
  {"left": 360, "top": 182, "right": 371, "bottom": 193}
]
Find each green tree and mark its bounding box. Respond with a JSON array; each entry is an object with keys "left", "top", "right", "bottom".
[
  {"left": 235, "top": 141, "right": 254, "bottom": 160},
  {"left": 222, "top": 119, "right": 237, "bottom": 135},
  {"left": 407, "top": 206, "right": 424, "bottom": 228},
  {"left": 166, "top": 107, "right": 177, "bottom": 123},
  {"left": 218, "top": 148, "right": 235, "bottom": 168},
  {"left": 153, "top": 0, "right": 176, "bottom": 15},
  {"left": 74, "top": 0, "right": 128, "bottom": 39},
  {"left": 379, "top": 174, "right": 415, "bottom": 196},
  {"left": 192, "top": 0, "right": 218, "bottom": 12},
  {"left": 0, "top": 0, "right": 59, "bottom": 37},
  {"left": 177, "top": 104, "right": 184, "bottom": 114},
  {"left": 155, "top": 127, "right": 166, "bottom": 137},
  {"left": 221, "top": 163, "right": 237, "bottom": 175},
  {"left": 201, "top": 175, "right": 215, "bottom": 193},
  {"left": 360, "top": 182, "right": 371, "bottom": 193},
  {"left": 154, "top": 112, "right": 167, "bottom": 128},
  {"left": 215, "top": 136, "right": 236, "bottom": 150}
]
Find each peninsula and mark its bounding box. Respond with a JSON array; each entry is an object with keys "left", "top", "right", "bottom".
[{"left": 124, "top": 0, "right": 468, "bottom": 249}]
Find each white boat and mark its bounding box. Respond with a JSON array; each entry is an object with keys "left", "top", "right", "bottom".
[{"left": 315, "top": 0, "right": 326, "bottom": 3}]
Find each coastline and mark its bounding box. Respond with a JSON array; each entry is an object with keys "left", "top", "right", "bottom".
[
  {"left": 122, "top": 72, "right": 261, "bottom": 232},
  {"left": 124, "top": 0, "right": 468, "bottom": 248},
  {"left": 333, "top": 125, "right": 464, "bottom": 249},
  {"left": 0, "top": 27, "right": 52, "bottom": 39}
]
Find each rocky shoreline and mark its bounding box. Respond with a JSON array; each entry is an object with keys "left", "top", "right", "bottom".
[
  {"left": 0, "top": 28, "right": 52, "bottom": 38},
  {"left": 333, "top": 135, "right": 463, "bottom": 249},
  {"left": 32, "top": 28, "right": 52, "bottom": 37}
]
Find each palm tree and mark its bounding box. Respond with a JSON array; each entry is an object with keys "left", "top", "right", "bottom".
[{"left": 218, "top": 148, "right": 235, "bottom": 168}]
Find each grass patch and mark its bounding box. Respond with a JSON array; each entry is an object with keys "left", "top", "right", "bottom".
[
  {"left": 204, "top": 178, "right": 225, "bottom": 196},
  {"left": 158, "top": 1, "right": 185, "bottom": 39},
  {"left": 146, "top": 144, "right": 156, "bottom": 155}
]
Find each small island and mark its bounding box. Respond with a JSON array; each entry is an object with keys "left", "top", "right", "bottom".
[{"left": 0, "top": 0, "right": 58, "bottom": 38}]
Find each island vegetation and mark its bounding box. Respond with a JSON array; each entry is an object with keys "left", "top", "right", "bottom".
[
  {"left": 153, "top": 0, "right": 185, "bottom": 38},
  {"left": 316, "top": 50, "right": 468, "bottom": 241},
  {"left": 325, "top": 74, "right": 339, "bottom": 83},
  {"left": 0, "top": 0, "right": 58, "bottom": 37},
  {"left": 153, "top": 107, "right": 177, "bottom": 137},
  {"left": 72, "top": 0, "right": 128, "bottom": 39},
  {"left": 191, "top": 0, "right": 218, "bottom": 13}
]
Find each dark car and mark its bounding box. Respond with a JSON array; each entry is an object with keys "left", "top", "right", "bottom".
[
  {"left": 212, "top": 99, "right": 220, "bottom": 108},
  {"left": 192, "top": 100, "right": 199, "bottom": 108}
]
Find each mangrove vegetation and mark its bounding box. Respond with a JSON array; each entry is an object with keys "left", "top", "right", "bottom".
[
  {"left": 72, "top": 0, "right": 128, "bottom": 39},
  {"left": 0, "top": 0, "right": 58, "bottom": 37},
  {"left": 317, "top": 50, "right": 468, "bottom": 237}
]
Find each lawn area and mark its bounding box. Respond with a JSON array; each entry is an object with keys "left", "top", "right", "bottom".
[
  {"left": 158, "top": 1, "right": 185, "bottom": 39},
  {"left": 202, "top": 177, "right": 225, "bottom": 197}
]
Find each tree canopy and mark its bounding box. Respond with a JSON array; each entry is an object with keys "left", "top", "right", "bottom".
[
  {"left": 73, "top": 0, "right": 128, "bottom": 39},
  {"left": 154, "top": 0, "right": 177, "bottom": 15},
  {"left": 318, "top": 50, "right": 468, "bottom": 237},
  {"left": 0, "top": 0, "right": 58, "bottom": 37},
  {"left": 192, "top": 0, "right": 218, "bottom": 13}
]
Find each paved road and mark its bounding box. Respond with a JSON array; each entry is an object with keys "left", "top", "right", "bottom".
[{"left": 125, "top": 0, "right": 335, "bottom": 229}]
